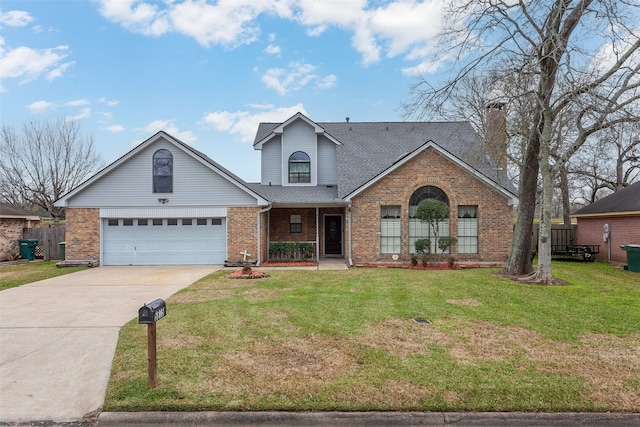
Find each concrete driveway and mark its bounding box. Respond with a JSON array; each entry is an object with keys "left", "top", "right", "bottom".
[{"left": 0, "top": 265, "right": 221, "bottom": 424}]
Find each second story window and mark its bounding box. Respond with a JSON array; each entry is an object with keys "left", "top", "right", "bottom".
[
  {"left": 288, "top": 151, "right": 310, "bottom": 183},
  {"left": 153, "top": 149, "right": 173, "bottom": 193}
]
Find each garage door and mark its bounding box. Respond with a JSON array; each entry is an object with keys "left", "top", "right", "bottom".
[{"left": 102, "top": 218, "right": 226, "bottom": 265}]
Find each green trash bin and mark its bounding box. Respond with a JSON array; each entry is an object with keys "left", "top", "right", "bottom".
[
  {"left": 18, "top": 239, "right": 39, "bottom": 261},
  {"left": 59, "top": 242, "right": 66, "bottom": 261},
  {"left": 620, "top": 245, "right": 640, "bottom": 273}
]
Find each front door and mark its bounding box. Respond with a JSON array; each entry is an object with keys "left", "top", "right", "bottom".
[{"left": 324, "top": 215, "right": 342, "bottom": 255}]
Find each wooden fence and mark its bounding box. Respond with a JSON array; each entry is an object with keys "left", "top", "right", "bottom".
[{"left": 23, "top": 226, "right": 66, "bottom": 261}]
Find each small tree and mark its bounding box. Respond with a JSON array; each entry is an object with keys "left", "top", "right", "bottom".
[
  {"left": 415, "top": 199, "right": 450, "bottom": 254},
  {"left": 414, "top": 238, "right": 431, "bottom": 267},
  {"left": 438, "top": 236, "right": 458, "bottom": 255},
  {"left": 414, "top": 239, "right": 431, "bottom": 255}
]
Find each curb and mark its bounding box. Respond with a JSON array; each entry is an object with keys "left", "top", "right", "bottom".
[{"left": 98, "top": 411, "right": 640, "bottom": 426}]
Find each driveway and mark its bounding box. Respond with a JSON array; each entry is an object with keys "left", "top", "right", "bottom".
[{"left": 0, "top": 265, "right": 221, "bottom": 424}]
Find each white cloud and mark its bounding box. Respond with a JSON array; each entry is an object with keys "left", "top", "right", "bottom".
[
  {"left": 0, "top": 10, "right": 33, "bottom": 27},
  {"left": 264, "top": 44, "right": 281, "bottom": 56},
  {"left": 169, "top": 0, "right": 261, "bottom": 47},
  {"left": 94, "top": 1, "right": 447, "bottom": 73},
  {"left": 97, "top": 0, "right": 170, "bottom": 36},
  {"left": 105, "top": 124, "right": 125, "bottom": 133},
  {"left": 65, "top": 99, "right": 90, "bottom": 107},
  {"left": 200, "top": 103, "right": 306, "bottom": 142},
  {"left": 99, "top": 97, "right": 120, "bottom": 106},
  {"left": 0, "top": 41, "right": 73, "bottom": 84},
  {"left": 317, "top": 74, "right": 337, "bottom": 89},
  {"left": 27, "top": 100, "right": 55, "bottom": 114},
  {"left": 68, "top": 108, "right": 91, "bottom": 121},
  {"left": 137, "top": 119, "right": 197, "bottom": 143},
  {"left": 262, "top": 61, "right": 335, "bottom": 95}
]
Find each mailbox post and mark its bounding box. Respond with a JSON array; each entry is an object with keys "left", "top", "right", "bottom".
[{"left": 138, "top": 299, "right": 166, "bottom": 388}]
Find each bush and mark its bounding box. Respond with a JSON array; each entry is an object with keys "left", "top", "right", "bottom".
[
  {"left": 269, "top": 242, "right": 315, "bottom": 261},
  {"left": 414, "top": 239, "right": 431, "bottom": 254},
  {"left": 438, "top": 236, "right": 458, "bottom": 254}
]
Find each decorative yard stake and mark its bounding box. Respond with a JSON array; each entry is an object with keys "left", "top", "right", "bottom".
[{"left": 138, "top": 299, "right": 166, "bottom": 388}]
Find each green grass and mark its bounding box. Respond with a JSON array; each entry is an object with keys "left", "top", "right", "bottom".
[
  {"left": 0, "top": 261, "right": 88, "bottom": 290},
  {"left": 104, "top": 262, "right": 640, "bottom": 412}
]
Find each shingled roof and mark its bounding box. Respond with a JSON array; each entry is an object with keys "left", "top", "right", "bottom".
[
  {"left": 253, "top": 119, "right": 517, "bottom": 202},
  {"left": 0, "top": 203, "right": 41, "bottom": 219},
  {"left": 572, "top": 181, "right": 640, "bottom": 216}
]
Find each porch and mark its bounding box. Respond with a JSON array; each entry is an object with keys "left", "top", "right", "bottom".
[{"left": 265, "top": 207, "right": 346, "bottom": 262}]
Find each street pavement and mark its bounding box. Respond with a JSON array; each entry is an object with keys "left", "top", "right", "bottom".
[{"left": 0, "top": 265, "right": 220, "bottom": 424}]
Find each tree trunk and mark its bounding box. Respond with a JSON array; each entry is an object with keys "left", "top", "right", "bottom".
[
  {"left": 531, "top": 135, "right": 555, "bottom": 284},
  {"left": 559, "top": 165, "right": 572, "bottom": 226},
  {"left": 504, "top": 127, "right": 540, "bottom": 276}
]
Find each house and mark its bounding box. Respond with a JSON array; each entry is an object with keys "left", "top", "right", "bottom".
[
  {"left": 54, "top": 108, "right": 518, "bottom": 266},
  {"left": 0, "top": 204, "right": 41, "bottom": 261},
  {"left": 572, "top": 181, "right": 640, "bottom": 264}
]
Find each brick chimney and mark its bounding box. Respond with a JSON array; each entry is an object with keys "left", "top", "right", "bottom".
[{"left": 485, "top": 102, "right": 507, "bottom": 171}]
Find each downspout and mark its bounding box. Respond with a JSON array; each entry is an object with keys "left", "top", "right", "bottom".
[
  {"left": 256, "top": 204, "right": 272, "bottom": 266},
  {"left": 316, "top": 207, "right": 320, "bottom": 263},
  {"left": 347, "top": 202, "right": 353, "bottom": 266}
]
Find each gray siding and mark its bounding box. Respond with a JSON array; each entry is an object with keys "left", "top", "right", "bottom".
[
  {"left": 261, "top": 137, "right": 282, "bottom": 185},
  {"left": 281, "top": 119, "right": 317, "bottom": 186},
  {"left": 317, "top": 136, "right": 337, "bottom": 185},
  {"left": 66, "top": 138, "right": 258, "bottom": 207}
]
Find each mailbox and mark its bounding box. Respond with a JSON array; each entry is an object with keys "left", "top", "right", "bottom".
[{"left": 138, "top": 299, "right": 166, "bottom": 324}]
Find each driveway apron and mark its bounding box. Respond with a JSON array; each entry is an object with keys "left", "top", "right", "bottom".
[{"left": 0, "top": 265, "right": 220, "bottom": 423}]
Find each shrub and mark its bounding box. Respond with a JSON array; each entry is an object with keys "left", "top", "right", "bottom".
[
  {"left": 414, "top": 239, "right": 431, "bottom": 255},
  {"left": 438, "top": 236, "right": 458, "bottom": 254}
]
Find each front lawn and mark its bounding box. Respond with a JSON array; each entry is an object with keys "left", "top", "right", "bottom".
[
  {"left": 104, "top": 262, "right": 640, "bottom": 412},
  {"left": 0, "top": 261, "right": 88, "bottom": 291}
]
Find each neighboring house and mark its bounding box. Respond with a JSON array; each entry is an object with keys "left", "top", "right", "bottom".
[
  {"left": 0, "top": 204, "right": 41, "bottom": 261},
  {"left": 572, "top": 181, "right": 640, "bottom": 264},
  {"left": 55, "top": 108, "right": 518, "bottom": 266}
]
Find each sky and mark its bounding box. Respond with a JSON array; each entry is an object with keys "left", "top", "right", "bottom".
[{"left": 0, "top": 0, "right": 451, "bottom": 183}]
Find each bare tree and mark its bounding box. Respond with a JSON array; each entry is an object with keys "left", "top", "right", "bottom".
[
  {"left": 405, "top": 0, "right": 640, "bottom": 282},
  {"left": 571, "top": 122, "right": 640, "bottom": 206},
  {"left": 0, "top": 119, "right": 104, "bottom": 222}
]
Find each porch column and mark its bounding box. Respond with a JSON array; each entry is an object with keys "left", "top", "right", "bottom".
[{"left": 316, "top": 207, "right": 320, "bottom": 262}]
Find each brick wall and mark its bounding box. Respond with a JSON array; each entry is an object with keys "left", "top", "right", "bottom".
[
  {"left": 270, "top": 208, "right": 317, "bottom": 243},
  {"left": 0, "top": 219, "right": 26, "bottom": 261},
  {"left": 575, "top": 216, "right": 640, "bottom": 264},
  {"left": 227, "top": 206, "right": 260, "bottom": 262},
  {"left": 65, "top": 208, "right": 100, "bottom": 261},
  {"left": 268, "top": 207, "right": 346, "bottom": 258},
  {"left": 350, "top": 148, "right": 513, "bottom": 264}
]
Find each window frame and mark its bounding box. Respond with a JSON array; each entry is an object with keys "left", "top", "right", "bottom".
[
  {"left": 457, "top": 205, "right": 479, "bottom": 254},
  {"left": 288, "top": 151, "right": 311, "bottom": 183},
  {"left": 380, "top": 206, "right": 401, "bottom": 254},
  {"left": 153, "top": 149, "right": 173, "bottom": 193},
  {"left": 408, "top": 186, "right": 450, "bottom": 254},
  {"left": 290, "top": 214, "right": 302, "bottom": 233}
]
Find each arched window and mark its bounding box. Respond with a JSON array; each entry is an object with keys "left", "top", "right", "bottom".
[
  {"left": 153, "top": 149, "right": 173, "bottom": 193},
  {"left": 409, "top": 186, "right": 450, "bottom": 253},
  {"left": 288, "top": 151, "right": 310, "bottom": 183}
]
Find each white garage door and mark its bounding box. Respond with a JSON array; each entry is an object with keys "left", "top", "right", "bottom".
[{"left": 102, "top": 218, "right": 226, "bottom": 265}]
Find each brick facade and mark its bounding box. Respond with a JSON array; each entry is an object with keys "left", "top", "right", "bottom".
[
  {"left": 227, "top": 206, "right": 261, "bottom": 262},
  {"left": 575, "top": 216, "right": 640, "bottom": 264},
  {"left": 0, "top": 219, "right": 26, "bottom": 261},
  {"left": 65, "top": 208, "right": 100, "bottom": 261},
  {"left": 349, "top": 148, "right": 513, "bottom": 264}
]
